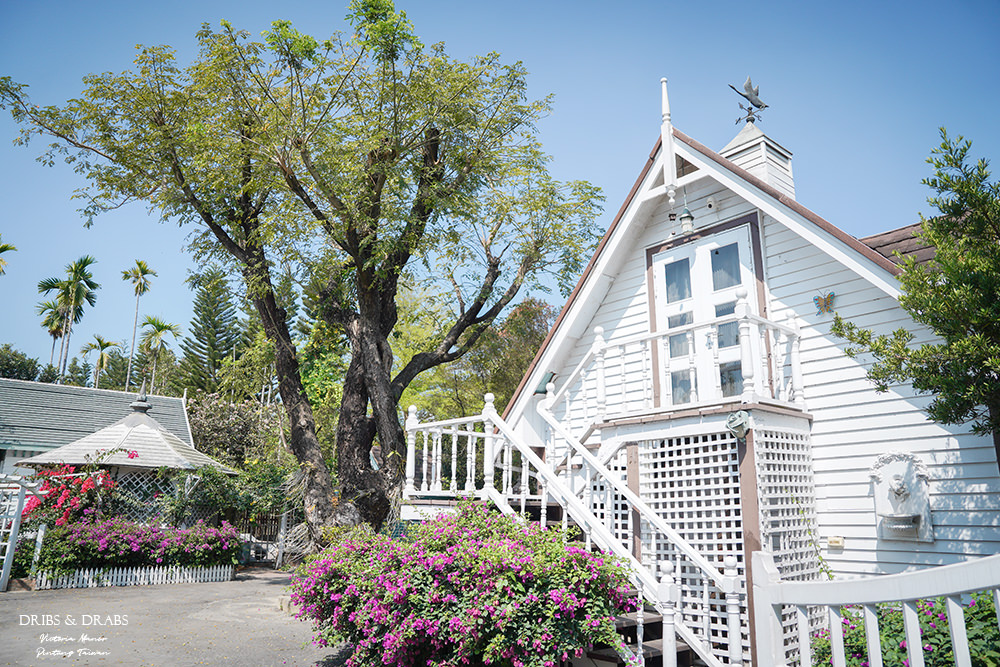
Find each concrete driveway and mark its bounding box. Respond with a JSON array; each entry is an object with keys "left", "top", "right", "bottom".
[{"left": 0, "top": 567, "right": 349, "bottom": 666}]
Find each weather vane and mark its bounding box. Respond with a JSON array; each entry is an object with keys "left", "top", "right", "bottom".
[{"left": 729, "top": 76, "right": 768, "bottom": 124}]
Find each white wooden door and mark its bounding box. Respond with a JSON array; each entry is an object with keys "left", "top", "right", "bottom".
[{"left": 651, "top": 225, "right": 757, "bottom": 405}]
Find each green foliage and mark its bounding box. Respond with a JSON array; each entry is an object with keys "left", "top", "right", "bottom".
[
  {"left": 63, "top": 356, "right": 93, "bottom": 387},
  {"left": 833, "top": 130, "right": 1000, "bottom": 449},
  {"left": 400, "top": 296, "right": 556, "bottom": 418},
  {"left": 186, "top": 392, "right": 285, "bottom": 467},
  {"left": 291, "top": 502, "right": 636, "bottom": 667},
  {"left": 0, "top": 232, "right": 15, "bottom": 275},
  {"left": 79, "top": 334, "right": 120, "bottom": 388},
  {"left": 36, "top": 364, "right": 59, "bottom": 383},
  {"left": 811, "top": 594, "right": 1000, "bottom": 666},
  {"left": 179, "top": 268, "right": 241, "bottom": 392},
  {"left": 0, "top": 343, "right": 40, "bottom": 381}
]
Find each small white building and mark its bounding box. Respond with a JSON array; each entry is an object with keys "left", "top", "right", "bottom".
[{"left": 501, "top": 80, "right": 1000, "bottom": 586}]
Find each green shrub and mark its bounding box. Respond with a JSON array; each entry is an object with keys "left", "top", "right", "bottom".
[{"left": 812, "top": 593, "right": 1000, "bottom": 666}]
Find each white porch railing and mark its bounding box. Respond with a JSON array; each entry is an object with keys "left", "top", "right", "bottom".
[
  {"left": 548, "top": 291, "right": 804, "bottom": 444},
  {"left": 405, "top": 396, "right": 745, "bottom": 667},
  {"left": 752, "top": 551, "right": 1000, "bottom": 667}
]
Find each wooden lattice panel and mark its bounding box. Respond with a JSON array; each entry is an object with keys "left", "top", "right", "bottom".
[
  {"left": 755, "top": 426, "right": 822, "bottom": 665},
  {"left": 113, "top": 471, "right": 174, "bottom": 523},
  {"left": 637, "top": 432, "right": 749, "bottom": 664}
]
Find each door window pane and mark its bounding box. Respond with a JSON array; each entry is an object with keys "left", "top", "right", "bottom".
[
  {"left": 668, "top": 312, "right": 692, "bottom": 329},
  {"left": 671, "top": 370, "right": 692, "bottom": 404},
  {"left": 720, "top": 361, "right": 743, "bottom": 397},
  {"left": 711, "top": 243, "right": 741, "bottom": 291},
  {"left": 669, "top": 333, "right": 688, "bottom": 358},
  {"left": 715, "top": 302, "right": 739, "bottom": 348},
  {"left": 664, "top": 258, "right": 692, "bottom": 303}
]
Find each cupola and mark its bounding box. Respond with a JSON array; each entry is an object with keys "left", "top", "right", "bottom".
[{"left": 720, "top": 122, "right": 795, "bottom": 199}]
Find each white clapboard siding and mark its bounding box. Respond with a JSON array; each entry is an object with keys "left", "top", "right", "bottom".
[
  {"left": 35, "top": 564, "right": 234, "bottom": 590},
  {"left": 763, "top": 209, "right": 1000, "bottom": 572}
]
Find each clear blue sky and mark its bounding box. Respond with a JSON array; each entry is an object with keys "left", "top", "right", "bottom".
[{"left": 1, "top": 0, "right": 998, "bottom": 368}]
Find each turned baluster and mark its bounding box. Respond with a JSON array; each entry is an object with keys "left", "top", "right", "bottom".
[
  {"left": 404, "top": 406, "right": 418, "bottom": 496},
  {"left": 449, "top": 425, "right": 458, "bottom": 493},
  {"left": 465, "top": 422, "right": 475, "bottom": 493}
]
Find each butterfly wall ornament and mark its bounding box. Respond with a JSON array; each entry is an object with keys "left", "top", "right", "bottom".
[{"left": 814, "top": 292, "right": 835, "bottom": 315}]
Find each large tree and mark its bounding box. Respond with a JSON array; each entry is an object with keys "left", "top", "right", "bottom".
[
  {"left": 833, "top": 130, "right": 1000, "bottom": 472},
  {"left": 37, "top": 256, "right": 99, "bottom": 380},
  {"left": 139, "top": 316, "right": 181, "bottom": 394},
  {"left": 0, "top": 2, "right": 600, "bottom": 530},
  {"left": 80, "top": 334, "right": 120, "bottom": 389}
]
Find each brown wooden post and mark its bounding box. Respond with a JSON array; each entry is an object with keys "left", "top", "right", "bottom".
[
  {"left": 625, "top": 440, "right": 642, "bottom": 561},
  {"left": 739, "top": 425, "right": 762, "bottom": 667}
]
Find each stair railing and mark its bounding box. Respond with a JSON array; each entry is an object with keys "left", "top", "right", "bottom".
[
  {"left": 405, "top": 396, "right": 743, "bottom": 667},
  {"left": 537, "top": 395, "right": 745, "bottom": 666}
]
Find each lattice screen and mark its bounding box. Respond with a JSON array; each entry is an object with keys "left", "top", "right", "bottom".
[
  {"left": 112, "top": 471, "right": 175, "bottom": 523},
  {"left": 636, "top": 431, "right": 749, "bottom": 664},
  {"left": 755, "top": 426, "right": 822, "bottom": 665}
]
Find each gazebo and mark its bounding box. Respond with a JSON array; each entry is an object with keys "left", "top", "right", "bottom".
[{"left": 19, "top": 390, "right": 236, "bottom": 522}]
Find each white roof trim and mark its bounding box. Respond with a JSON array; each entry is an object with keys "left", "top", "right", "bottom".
[{"left": 674, "top": 141, "right": 901, "bottom": 299}]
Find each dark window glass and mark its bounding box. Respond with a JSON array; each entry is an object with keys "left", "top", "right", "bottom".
[
  {"left": 669, "top": 333, "right": 688, "bottom": 358},
  {"left": 720, "top": 361, "right": 743, "bottom": 397},
  {"left": 664, "top": 258, "right": 692, "bottom": 303},
  {"left": 711, "top": 243, "right": 741, "bottom": 291},
  {"left": 715, "top": 302, "right": 739, "bottom": 348},
  {"left": 668, "top": 312, "right": 692, "bottom": 329},
  {"left": 671, "top": 370, "right": 692, "bottom": 404}
]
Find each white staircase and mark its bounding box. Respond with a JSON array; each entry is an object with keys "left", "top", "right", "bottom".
[{"left": 404, "top": 395, "right": 747, "bottom": 667}]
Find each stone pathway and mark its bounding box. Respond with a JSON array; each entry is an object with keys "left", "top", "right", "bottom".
[{"left": 0, "top": 567, "right": 350, "bottom": 666}]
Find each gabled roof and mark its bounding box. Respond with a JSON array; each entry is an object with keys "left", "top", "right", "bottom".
[
  {"left": 504, "top": 125, "right": 910, "bottom": 420},
  {"left": 861, "top": 223, "right": 935, "bottom": 266},
  {"left": 0, "top": 378, "right": 193, "bottom": 452},
  {"left": 19, "top": 396, "right": 235, "bottom": 474}
]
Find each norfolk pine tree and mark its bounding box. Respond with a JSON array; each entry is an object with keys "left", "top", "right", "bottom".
[
  {"left": 0, "top": 1, "right": 601, "bottom": 530},
  {"left": 833, "top": 130, "right": 1000, "bottom": 473}
]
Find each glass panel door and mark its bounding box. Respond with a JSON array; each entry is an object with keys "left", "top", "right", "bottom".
[{"left": 652, "top": 225, "right": 756, "bottom": 405}]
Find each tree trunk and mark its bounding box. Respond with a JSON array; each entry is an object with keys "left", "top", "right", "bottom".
[
  {"left": 250, "top": 283, "right": 340, "bottom": 536},
  {"left": 126, "top": 293, "right": 139, "bottom": 390}
]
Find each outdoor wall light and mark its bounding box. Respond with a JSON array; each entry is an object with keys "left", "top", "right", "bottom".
[{"left": 679, "top": 207, "right": 695, "bottom": 234}]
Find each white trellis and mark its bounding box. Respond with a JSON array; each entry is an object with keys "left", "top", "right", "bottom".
[
  {"left": 0, "top": 474, "right": 43, "bottom": 592},
  {"left": 35, "top": 564, "right": 234, "bottom": 590}
]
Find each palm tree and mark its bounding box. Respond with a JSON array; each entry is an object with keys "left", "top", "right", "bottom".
[
  {"left": 0, "top": 233, "right": 15, "bottom": 275},
  {"left": 38, "top": 256, "right": 99, "bottom": 380},
  {"left": 36, "top": 299, "right": 66, "bottom": 366},
  {"left": 140, "top": 316, "right": 180, "bottom": 394},
  {"left": 80, "top": 335, "right": 120, "bottom": 389},
  {"left": 122, "top": 260, "right": 156, "bottom": 390}
]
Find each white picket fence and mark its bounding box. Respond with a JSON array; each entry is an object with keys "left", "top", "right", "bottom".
[
  {"left": 752, "top": 551, "right": 1000, "bottom": 667},
  {"left": 35, "top": 564, "right": 234, "bottom": 590}
]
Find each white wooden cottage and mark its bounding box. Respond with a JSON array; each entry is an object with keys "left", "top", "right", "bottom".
[{"left": 404, "top": 80, "right": 1000, "bottom": 665}]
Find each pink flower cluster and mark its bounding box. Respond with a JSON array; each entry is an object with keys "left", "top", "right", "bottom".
[
  {"left": 36, "top": 516, "right": 241, "bottom": 573},
  {"left": 291, "top": 502, "right": 635, "bottom": 667}
]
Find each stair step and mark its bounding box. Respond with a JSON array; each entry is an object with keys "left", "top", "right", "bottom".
[{"left": 587, "top": 638, "right": 691, "bottom": 663}]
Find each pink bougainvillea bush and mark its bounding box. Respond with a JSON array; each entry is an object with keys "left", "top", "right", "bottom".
[
  {"left": 32, "top": 516, "right": 241, "bottom": 575},
  {"left": 290, "top": 502, "right": 636, "bottom": 667}
]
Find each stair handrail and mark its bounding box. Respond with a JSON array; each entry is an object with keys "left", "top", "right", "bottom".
[
  {"left": 484, "top": 403, "right": 732, "bottom": 667},
  {"left": 537, "top": 396, "right": 729, "bottom": 588}
]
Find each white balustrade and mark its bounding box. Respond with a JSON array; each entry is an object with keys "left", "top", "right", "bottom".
[
  {"left": 752, "top": 551, "right": 1000, "bottom": 667},
  {"left": 544, "top": 313, "right": 804, "bottom": 433}
]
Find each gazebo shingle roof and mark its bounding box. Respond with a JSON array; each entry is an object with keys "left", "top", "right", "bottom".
[{"left": 19, "top": 396, "right": 235, "bottom": 475}]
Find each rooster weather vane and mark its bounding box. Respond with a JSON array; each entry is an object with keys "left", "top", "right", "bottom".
[{"left": 729, "top": 76, "right": 768, "bottom": 124}]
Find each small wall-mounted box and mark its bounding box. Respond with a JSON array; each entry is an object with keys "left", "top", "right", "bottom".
[{"left": 827, "top": 536, "right": 845, "bottom": 549}]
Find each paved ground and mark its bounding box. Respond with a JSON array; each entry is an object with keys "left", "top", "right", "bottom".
[{"left": 0, "top": 567, "right": 350, "bottom": 667}]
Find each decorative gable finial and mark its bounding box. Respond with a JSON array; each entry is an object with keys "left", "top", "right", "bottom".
[
  {"left": 729, "top": 76, "right": 768, "bottom": 125},
  {"left": 660, "top": 77, "right": 677, "bottom": 207}
]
